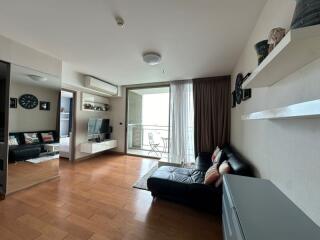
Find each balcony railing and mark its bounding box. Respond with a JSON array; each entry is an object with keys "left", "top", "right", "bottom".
[{"left": 127, "top": 124, "right": 169, "bottom": 157}]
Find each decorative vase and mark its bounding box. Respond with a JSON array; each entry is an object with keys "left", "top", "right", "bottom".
[
  {"left": 291, "top": 0, "right": 320, "bottom": 29},
  {"left": 268, "top": 28, "right": 286, "bottom": 53},
  {"left": 255, "top": 40, "right": 269, "bottom": 65}
]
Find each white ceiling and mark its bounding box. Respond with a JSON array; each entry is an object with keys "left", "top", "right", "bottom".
[
  {"left": 0, "top": 0, "right": 267, "bottom": 85},
  {"left": 11, "top": 64, "right": 60, "bottom": 90}
]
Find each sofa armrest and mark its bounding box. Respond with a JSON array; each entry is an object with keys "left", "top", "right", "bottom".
[
  {"left": 196, "top": 152, "right": 212, "bottom": 171},
  {"left": 189, "top": 183, "right": 222, "bottom": 213}
]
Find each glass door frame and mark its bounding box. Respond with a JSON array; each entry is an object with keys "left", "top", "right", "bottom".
[{"left": 124, "top": 83, "right": 171, "bottom": 159}]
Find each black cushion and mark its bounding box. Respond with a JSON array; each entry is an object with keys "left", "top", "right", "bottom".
[
  {"left": 150, "top": 166, "right": 204, "bottom": 184},
  {"left": 9, "top": 146, "right": 41, "bottom": 163},
  {"left": 195, "top": 152, "right": 212, "bottom": 171}
]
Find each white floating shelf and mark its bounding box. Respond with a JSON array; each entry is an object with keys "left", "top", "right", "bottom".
[
  {"left": 243, "top": 25, "right": 320, "bottom": 89},
  {"left": 242, "top": 100, "right": 320, "bottom": 120}
]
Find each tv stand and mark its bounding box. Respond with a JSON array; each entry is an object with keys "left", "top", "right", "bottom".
[{"left": 80, "top": 140, "right": 117, "bottom": 154}]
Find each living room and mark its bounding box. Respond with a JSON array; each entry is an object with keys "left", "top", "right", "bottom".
[{"left": 0, "top": 0, "right": 320, "bottom": 239}]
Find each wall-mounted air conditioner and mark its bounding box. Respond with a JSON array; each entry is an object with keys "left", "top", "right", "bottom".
[{"left": 85, "top": 76, "right": 118, "bottom": 96}]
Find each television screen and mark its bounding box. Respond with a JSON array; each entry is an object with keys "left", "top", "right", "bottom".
[{"left": 88, "top": 119, "right": 110, "bottom": 136}]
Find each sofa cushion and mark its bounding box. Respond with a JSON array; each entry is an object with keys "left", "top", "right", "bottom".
[
  {"left": 24, "top": 133, "right": 40, "bottom": 144},
  {"left": 151, "top": 166, "right": 205, "bottom": 184},
  {"left": 204, "top": 163, "right": 220, "bottom": 185},
  {"left": 196, "top": 152, "right": 213, "bottom": 171},
  {"left": 215, "top": 161, "right": 231, "bottom": 187},
  {"left": 211, "top": 146, "right": 220, "bottom": 162},
  {"left": 8, "top": 136, "right": 19, "bottom": 146},
  {"left": 41, "top": 132, "right": 54, "bottom": 143}
]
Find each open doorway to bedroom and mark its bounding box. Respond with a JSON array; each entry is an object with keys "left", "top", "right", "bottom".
[{"left": 60, "top": 90, "right": 76, "bottom": 161}]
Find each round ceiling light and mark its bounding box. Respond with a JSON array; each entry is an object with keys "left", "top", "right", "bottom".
[
  {"left": 28, "top": 74, "right": 47, "bottom": 82},
  {"left": 143, "top": 52, "right": 162, "bottom": 66}
]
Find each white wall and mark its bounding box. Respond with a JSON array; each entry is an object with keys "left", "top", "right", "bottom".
[
  {"left": 109, "top": 87, "right": 126, "bottom": 153},
  {"left": 0, "top": 34, "right": 62, "bottom": 132},
  {"left": 62, "top": 63, "right": 112, "bottom": 160},
  {"left": 9, "top": 82, "right": 59, "bottom": 132},
  {"left": 231, "top": 0, "right": 320, "bottom": 225},
  {"left": 0, "top": 34, "right": 61, "bottom": 77}
]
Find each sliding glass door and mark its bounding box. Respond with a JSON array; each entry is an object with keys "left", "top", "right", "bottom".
[{"left": 126, "top": 86, "right": 170, "bottom": 158}]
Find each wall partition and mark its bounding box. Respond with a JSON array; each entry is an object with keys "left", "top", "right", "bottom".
[{"left": 0, "top": 61, "right": 10, "bottom": 197}]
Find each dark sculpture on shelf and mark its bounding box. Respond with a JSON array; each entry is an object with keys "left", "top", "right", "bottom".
[
  {"left": 235, "top": 74, "right": 243, "bottom": 105},
  {"left": 291, "top": 0, "right": 320, "bottom": 29},
  {"left": 255, "top": 40, "right": 269, "bottom": 65},
  {"left": 233, "top": 73, "right": 252, "bottom": 108}
]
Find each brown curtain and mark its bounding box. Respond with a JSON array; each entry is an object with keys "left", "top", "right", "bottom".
[{"left": 193, "top": 76, "right": 231, "bottom": 153}]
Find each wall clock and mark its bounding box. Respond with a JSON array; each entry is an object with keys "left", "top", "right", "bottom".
[
  {"left": 235, "top": 73, "right": 243, "bottom": 105},
  {"left": 19, "top": 94, "right": 39, "bottom": 109}
]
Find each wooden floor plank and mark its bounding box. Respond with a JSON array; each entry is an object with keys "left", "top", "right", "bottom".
[{"left": 0, "top": 154, "right": 222, "bottom": 240}]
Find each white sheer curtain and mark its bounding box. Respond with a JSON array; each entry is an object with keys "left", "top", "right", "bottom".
[{"left": 169, "top": 80, "right": 195, "bottom": 166}]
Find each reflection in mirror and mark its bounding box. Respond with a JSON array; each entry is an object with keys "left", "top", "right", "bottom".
[{"left": 7, "top": 65, "right": 61, "bottom": 194}]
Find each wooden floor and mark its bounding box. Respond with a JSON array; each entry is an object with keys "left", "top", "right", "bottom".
[
  {"left": 7, "top": 159, "right": 59, "bottom": 194},
  {"left": 0, "top": 154, "right": 222, "bottom": 240}
]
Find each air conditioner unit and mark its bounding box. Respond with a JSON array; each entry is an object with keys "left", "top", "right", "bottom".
[{"left": 85, "top": 76, "right": 118, "bottom": 96}]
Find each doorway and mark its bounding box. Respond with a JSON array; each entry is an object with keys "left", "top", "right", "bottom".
[
  {"left": 126, "top": 86, "right": 170, "bottom": 159},
  {"left": 60, "top": 90, "right": 76, "bottom": 161}
]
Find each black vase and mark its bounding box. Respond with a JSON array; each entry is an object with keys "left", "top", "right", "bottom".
[
  {"left": 255, "top": 40, "right": 269, "bottom": 65},
  {"left": 291, "top": 0, "right": 320, "bottom": 29}
]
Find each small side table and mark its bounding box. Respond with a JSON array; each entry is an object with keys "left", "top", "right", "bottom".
[{"left": 44, "top": 143, "right": 60, "bottom": 153}]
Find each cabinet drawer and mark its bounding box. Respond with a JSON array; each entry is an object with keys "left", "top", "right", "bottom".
[
  {"left": 92, "top": 144, "right": 107, "bottom": 153},
  {"left": 223, "top": 183, "right": 234, "bottom": 208},
  {"left": 223, "top": 194, "right": 245, "bottom": 240}
]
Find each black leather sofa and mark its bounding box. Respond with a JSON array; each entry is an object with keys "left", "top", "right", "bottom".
[
  {"left": 9, "top": 130, "right": 59, "bottom": 163},
  {"left": 147, "top": 145, "right": 253, "bottom": 213}
]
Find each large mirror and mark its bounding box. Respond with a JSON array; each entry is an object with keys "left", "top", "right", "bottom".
[{"left": 7, "top": 65, "right": 61, "bottom": 194}]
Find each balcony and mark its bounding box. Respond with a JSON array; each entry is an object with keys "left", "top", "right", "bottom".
[{"left": 127, "top": 124, "right": 169, "bottom": 158}]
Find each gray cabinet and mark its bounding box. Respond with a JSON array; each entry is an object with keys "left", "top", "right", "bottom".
[{"left": 222, "top": 174, "right": 320, "bottom": 240}]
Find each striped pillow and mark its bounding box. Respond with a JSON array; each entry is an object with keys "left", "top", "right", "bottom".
[
  {"left": 204, "top": 163, "right": 220, "bottom": 185},
  {"left": 215, "top": 161, "right": 231, "bottom": 187},
  {"left": 24, "top": 133, "right": 40, "bottom": 144},
  {"left": 41, "top": 132, "right": 54, "bottom": 143},
  {"left": 211, "top": 146, "right": 221, "bottom": 162}
]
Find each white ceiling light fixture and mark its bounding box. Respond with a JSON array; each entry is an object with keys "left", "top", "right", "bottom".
[
  {"left": 143, "top": 52, "right": 162, "bottom": 66},
  {"left": 28, "top": 74, "right": 47, "bottom": 82}
]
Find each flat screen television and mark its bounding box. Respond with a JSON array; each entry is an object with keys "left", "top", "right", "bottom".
[{"left": 88, "top": 118, "right": 110, "bottom": 140}]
